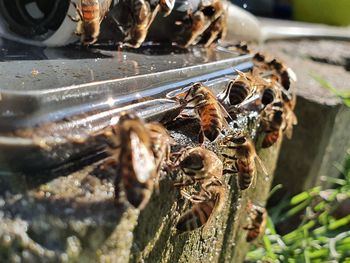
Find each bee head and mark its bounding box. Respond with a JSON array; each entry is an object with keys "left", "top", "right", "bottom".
[
  {"left": 118, "top": 111, "right": 140, "bottom": 123},
  {"left": 185, "top": 82, "right": 203, "bottom": 99},
  {"left": 222, "top": 134, "right": 247, "bottom": 146},
  {"left": 262, "top": 88, "right": 276, "bottom": 106}
]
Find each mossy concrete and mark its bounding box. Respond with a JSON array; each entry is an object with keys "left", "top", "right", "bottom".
[{"left": 0, "top": 116, "right": 280, "bottom": 263}]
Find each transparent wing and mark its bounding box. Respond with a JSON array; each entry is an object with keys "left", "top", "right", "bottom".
[{"left": 130, "top": 131, "right": 155, "bottom": 183}]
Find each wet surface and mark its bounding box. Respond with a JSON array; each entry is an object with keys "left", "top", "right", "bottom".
[{"left": 0, "top": 38, "right": 241, "bottom": 91}]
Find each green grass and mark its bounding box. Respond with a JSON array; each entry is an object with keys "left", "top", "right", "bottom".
[
  {"left": 310, "top": 73, "right": 350, "bottom": 107},
  {"left": 246, "top": 150, "right": 350, "bottom": 263}
]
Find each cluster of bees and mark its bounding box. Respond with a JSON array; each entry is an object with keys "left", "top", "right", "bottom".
[
  {"left": 93, "top": 47, "right": 297, "bottom": 241},
  {"left": 69, "top": 0, "right": 226, "bottom": 48}
]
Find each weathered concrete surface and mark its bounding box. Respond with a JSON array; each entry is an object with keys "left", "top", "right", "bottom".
[
  {"left": 0, "top": 116, "right": 279, "bottom": 263},
  {"left": 262, "top": 39, "right": 350, "bottom": 195}
]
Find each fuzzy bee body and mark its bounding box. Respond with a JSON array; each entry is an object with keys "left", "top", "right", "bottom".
[
  {"left": 253, "top": 53, "right": 296, "bottom": 94},
  {"left": 173, "top": 147, "right": 226, "bottom": 232},
  {"left": 177, "top": 0, "right": 226, "bottom": 48},
  {"left": 71, "top": 0, "right": 112, "bottom": 45},
  {"left": 105, "top": 112, "right": 158, "bottom": 209},
  {"left": 182, "top": 83, "right": 229, "bottom": 143},
  {"left": 176, "top": 177, "right": 226, "bottom": 232},
  {"left": 221, "top": 135, "right": 267, "bottom": 190},
  {"left": 174, "top": 147, "right": 223, "bottom": 187},
  {"left": 244, "top": 204, "right": 267, "bottom": 242},
  {"left": 260, "top": 100, "right": 285, "bottom": 148},
  {"left": 125, "top": 0, "right": 175, "bottom": 48}
]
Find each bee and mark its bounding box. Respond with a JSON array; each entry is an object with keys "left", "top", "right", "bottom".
[
  {"left": 124, "top": 0, "right": 175, "bottom": 48},
  {"left": 180, "top": 82, "right": 230, "bottom": 143},
  {"left": 226, "top": 42, "right": 251, "bottom": 55},
  {"left": 173, "top": 147, "right": 224, "bottom": 188},
  {"left": 158, "top": 0, "right": 176, "bottom": 16},
  {"left": 253, "top": 52, "right": 297, "bottom": 94},
  {"left": 220, "top": 135, "right": 267, "bottom": 190},
  {"left": 69, "top": 0, "right": 112, "bottom": 45},
  {"left": 105, "top": 112, "right": 157, "bottom": 210},
  {"left": 221, "top": 70, "right": 257, "bottom": 106},
  {"left": 176, "top": 0, "right": 226, "bottom": 48},
  {"left": 176, "top": 177, "right": 227, "bottom": 232},
  {"left": 260, "top": 100, "right": 285, "bottom": 148},
  {"left": 243, "top": 203, "right": 267, "bottom": 242},
  {"left": 220, "top": 70, "right": 269, "bottom": 115},
  {"left": 200, "top": 13, "right": 227, "bottom": 48},
  {"left": 172, "top": 147, "right": 226, "bottom": 231}
]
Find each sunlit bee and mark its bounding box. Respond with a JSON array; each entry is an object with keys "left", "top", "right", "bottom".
[
  {"left": 176, "top": 177, "right": 226, "bottom": 232},
  {"left": 180, "top": 82, "right": 229, "bottom": 143},
  {"left": 253, "top": 52, "right": 297, "bottom": 94},
  {"left": 106, "top": 112, "right": 156, "bottom": 209},
  {"left": 70, "top": 0, "right": 112, "bottom": 45},
  {"left": 173, "top": 147, "right": 223, "bottom": 187},
  {"left": 125, "top": 0, "right": 175, "bottom": 48},
  {"left": 221, "top": 135, "right": 267, "bottom": 190},
  {"left": 243, "top": 204, "right": 267, "bottom": 242},
  {"left": 176, "top": 0, "right": 226, "bottom": 48},
  {"left": 260, "top": 100, "right": 284, "bottom": 148}
]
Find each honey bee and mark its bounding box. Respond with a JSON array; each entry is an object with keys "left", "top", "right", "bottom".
[
  {"left": 173, "top": 147, "right": 223, "bottom": 188},
  {"left": 200, "top": 13, "right": 227, "bottom": 48},
  {"left": 172, "top": 147, "right": 226, "bottom": 231},
  {"left": 243, "top": 203, "right": 267, "bottom": 242},
  {"left": 180, "top": 82, "right": 230, "bottom": 143},
  {"left": 220, "top": 70, "right": 269, "bottom": 115},
  {"left": 70, "top": 0, "right": 112, "bottom": 45},
  {"left": 158, "top": 0, "right": 176, "bottom": 16},
  {"left": 260, "top": 100, "right": 285, "bottom": 148},
  {"left": 220, "top": 135, "right": 267, "bottom": 190},
  {"left": 176, "top": 177, "right": 226, "bottom": 231},
  {"left": 176, "top": 0, "right": 226, "bottom": 48},
  {"left": 105, "top": 112, "right": 157, "bottom": 209},
  {"left": 253, "top": 52, "right": 297, "bottom": 94},
  {"left": 124, "top": 0, "right": 175, "bottom": 48}
]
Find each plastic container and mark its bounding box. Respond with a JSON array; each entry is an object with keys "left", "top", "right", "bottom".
[{"left": 0, "top": 40, "right": 252, "bottom": 172}]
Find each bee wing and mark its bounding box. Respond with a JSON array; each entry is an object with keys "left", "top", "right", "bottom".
[
  {"left": 255, "top": 154, "right": 268, "bottom": 176},
  {"left": 130, "top": 131, "right": 156, "bottom": 183},
  {"left": 99, "top": 0, "right": 113, "bottom": 21},
  {"left": 216, "top": 101, "right": 233, "bottom": 125}
]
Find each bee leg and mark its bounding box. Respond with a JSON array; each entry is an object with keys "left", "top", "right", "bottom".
[
  {"left": 173, "top": 177, "right": 196, "bottom": 188},
  {"left": 99, "top": 157, "right": 118, "bottom": 170},
  {"left": 199, "top": 130, "right": 204, "bottom": 144},
  {"left": 180, "top": 190, "right": 207, "bottom": 203}
]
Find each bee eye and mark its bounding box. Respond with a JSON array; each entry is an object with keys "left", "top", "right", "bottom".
[
  {"left": 231, "top": 137, "right": 246, "bottom": 144},
  {"left": 262, "top": 88, "right": 276, "bottom": 106},
  {"left": 180, "top": 154, "right": 204, "bottom": 170}
]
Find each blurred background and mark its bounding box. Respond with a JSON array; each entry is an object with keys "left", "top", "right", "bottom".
[{"left": 233, "top": 0, "right": 350, "bottom": 26}]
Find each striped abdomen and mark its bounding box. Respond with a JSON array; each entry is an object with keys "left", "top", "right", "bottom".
[
  {"left": 81, "top": 0, "right": 100, "bottom": 22},
  {"left": 176, "top": 200, "right": 215, "bottom": 232},
  {"left": 199, "top": 103, "right": 223, "bottom": 142},
  {"left": 228, "top": 81, "right": 250, "bottom": 105},
  {"left": 237, "top": 159, "right": 254, "bottom": 190}
]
